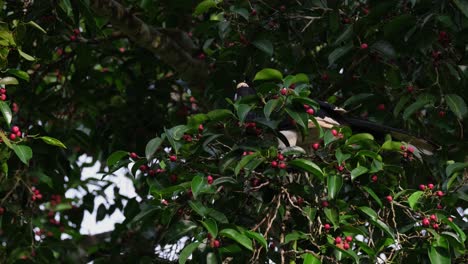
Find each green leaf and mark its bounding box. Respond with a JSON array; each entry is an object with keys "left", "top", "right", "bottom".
[
  {"left": 253, "top": 68, "right": 283, "bottom": 81},
  {"left": 188, "top": 201, "right": 209, "bottom": 217},
  {"left": 381, "top": 140, "right": 403, "bottom": 151},
  {"left": 335, "top": 148, "right": 351, "bottom": 164},
  {"left": 17, "top": 49, "right": 35, "bottom": 61},
  {"left": 445, "top": 94, "right": 467, "bottom": 119},
  {"left": 145, "top": 137, "right": 163, "bottom": 160},
  {"left": 5, "top": 69, "right": 29, "bottom": 81},
  {"left": 106, "top": 150, "right": 129, "bottom": 167},
  {"left": 444, "top": 219, "right": 466, "bottom": 243},
  {"left": 351, "top": 166, "right": 368, "bottom": 180},
  {"left": 374, "top": 219, "right": 395, "bottom": 240},
  {"left": 191, "top": 175, "right": 204, "bottom": 199},
  {"left": 252, "top": 39, "right": 273, "bottom": 56},
  {"left": 96, "top": 203, "right": 107, "bottom": 222},
  {"left": 428, "top": 246, "right": 451, "bottom": 264},
  {"left": 358, "top": 206, "right": 378, "bottom": 220},
  {"left": 206, "top": 252, "right": 217, "bottom": 264},
  {"left": 446, "top": 162, "right": 468, "bottom": 176},
  {"left": 208, "top": 209, "right": 228, "bottom": 224},
  {"left": 0, "top": 76, "right": 19, "bottom": 85},
  {"left": 235, "top": 152, "right": 258, "bottom": 176},
  {"left": 12, "top": 145, "right": 32, "bottom": 165},
  {"left": 302, "top": 253, "right": 321, "bottom": 264},
  {"left": 347, "top": 133, "right": 374, "bottom": 145},
  {"left": 343, "top": 93, "right": 374, "bottom": 107},
  {"left": 328, "top": 43, "right": 353, "bottom": 65},
  {"left": 193, "top": 0, "right": 217, "bottom": 16},
  {"left": 394, "top": 95, "right": 411, "bottom": 117},
  {"left": 324, "top": 208, "right": 339, "bottom": 228},
  {"left": 26, "top": 21, "right": 47, "bottom": 33},
  {"left": 285, "top": 108, "right": 308, "bottom": 129},
  {"left": 219, "top": 228, "right": 253, "bottom": 251},
  {"left": 235, "top": 104, "right": 252, "bottom": 124},
  {"left": 0, "top": 101, "right": 12, "bottom": 125},
  {"left": 0, "top": 131, "right": 12, "bottom": 149},
  {"left": 327, "top": 174, "right": 343, "bottom": 200},
  {"left": 179, "top": 242, "right": 201, "bottom": 264},
  {"left": 264, "top": 99, "right": 280, "bottom": 120},
  {"left": 39, "top": 136, "right": 67, "bottom": 148},
  {"left": 403, "top": 97, "right": 434, "bottom": 120},
  {"left": 245, "top": 231, "right": 268, "bottom": 249},
  {"left": 230, "top": 6, "right": 249, "bottom": 20},
  {"left": 212, "top": 176, "right": 237, "bottom": 185},
  {"left": 207, "top": 109, "right": 234, "bottom": 121},
  {"left": 284, "top": 231, "right": 308, "bottom": 244},
  {"left": 288, "top": 159, "right": 324, "bottom": 181},
  {"left": 453, "top": 0, "right": 468, "bottom": 18},
  {"left": 201, "top": 219, "right": 218, "bottom": 238},
  {"left": 362, "top": 186, "right": 383, "bottom": 208},
  {"left": 165, "top": 220, "right": 198, "bottom": 242},
  {"left": 371, "top": 41, "right": 396, "bottom": 59},
  {"left": 407, "top": 191, "right": 423, "bottom": 210}
]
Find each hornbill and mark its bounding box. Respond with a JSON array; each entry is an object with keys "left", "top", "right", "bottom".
[{"left": 235, "top": 82, "right": 436, "bottom": 156}]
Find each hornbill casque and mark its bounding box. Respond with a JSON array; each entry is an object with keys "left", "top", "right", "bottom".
[{"left": 235, "top": 82, "right": 437, "bottom": 157}]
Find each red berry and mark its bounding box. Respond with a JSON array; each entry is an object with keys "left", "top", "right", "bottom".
[
  {"left": 419, "top": 184, "right": 426, "bottom": 191},
  {"left": 303, "top": 104, "right": 310, "bottom": 109},
  {"left": 343, "top": 243, "right": 350, "bottom": 250},
  {"left": 129, "top": 152, "right": 138, "bottom": 159},
  {"left": 437, "top": 204, "right": 443, "bottom": 209},
  {"left": 336, "top": 165, "right": 344, "bottom": 172},
  {"left": 280, "top": 88, "right": 288, "bottom": 95},
  {"left": 407, "top": 146, "right": 415, "bottom": 153},
  {"left": 377, "top": 104, "right": 385, "bottom": 111},
  {"left": 386, "top": 195, "right": 393, "bottom": 202},
  {"left": 251, "top": 178, "right": 260, "bottom": 187},
  {"left": 250, "top": 9, "right": 257, "bottom": 16},
  {"left": 447, "top": 217, "right": 453, "bottom": 222},
  {"left": 139, "top": 165, "right": 148, "bottom": 172},
  {"left": 0, "top": 88, "right": 6, "bottom": 94},
  {"left": 148, "top": 170, "right": 156, "bottom": 176},
  {"left": 278, "top": 162, "right": 287, "bottom": 169},
  {"left": 271, "top": 161, "right": 278, "bottom": 168},
  {"left": 407, "top": 85, "right": 414, "bottom": 93},
  {"left": 161, "top": 199, "right": 169, "bottom": 206},
  {"left": 306, "top": 108, "right": 315, "bottom": 115},
  {"left": 12, "top": 103, "right": 19, "bottom": 113},
  {"left": 119, "top": 47, "right": 125, "bottom": 53},
  {"left": 69, "top": 35, "right": 76, "bottom": 41},
  {"left": 0, "top": 94, "right": 6, "bottom": 101},
  {"left": 169, "top": 155, "right": 177, "bottom": 162},
  {"left": 207, "top": 175, "right": 213, "bottom": 184},
  {"left": 436, "top": 191, "right": 444, "bottom": 197},
  {"left": 400, "top": 145, "right": 406, "bottom": 151},
  {"left": 0, "top": 207, "right": 4, "bottom": 215},
  {"left": 360, "top": 43, "right": 368, "bottom": 49},
  {"left": 430, "top": 214, "right": 437, "bottom": 222},
  {"left": 371, "top": 175, "right": 378, "bottom": 182},
  {"left": 334, "top": 237, "right": 342, "bottom": 244},
  {"left": 213, "top": 239, "right": 220, "bottom": 248},
  {"left": 280, "top": 5, "right": 286, "bottom": 12},
  {"left": 312, "top": 143, "right": 320, "bottom": 150},
  {"left": 321, "top": 74, "right": 329, "bottom": 81},
  {"left": 331, "top": 129, "right": 338, "bottom": 136},
  {"left": 198, "top": 124, "right": 204, "bottom": 132},
  {"left": 428, "top": 183, "right": 434, "bottom": 190},
  {"left": 277, "top": 153, "right": 284, "bottom": 161},
  {"left": 432, "top": 223, "right": 439, "bottom": 230},
  {"left": 296, "top": 197, "right": 304, "bottom": 205},
  {"left": 321, "top": 200, "right": 329, "bottom": 207},
  {"left": 73, "top": 28, "right": 80, "bottom": 35},
  {"left": 9, "top": 133, "right": 16, "bottom": 140},
  {"left": 324, "top": 223, "right": 331, "bottom": 231},
  {"left": 438, "top": 111, "right": 446, "bottom": 117},
  {"left": 198, "top": 53, "right": 206, "bottom": 60},
  {"left": 345, "top": 236, "right": 353, "bottom": 242},
  {"left": 422, "top": 218, "right": 430, "bottom": 227}
]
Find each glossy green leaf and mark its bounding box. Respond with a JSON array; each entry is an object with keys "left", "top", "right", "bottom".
[
  {"left": 0, "top": 76, "right": 19, "bottom": 85},
  {"left": 18, "top": 49, "right": 35, "bottom": 61},
  {"left": 165, "top": 220, "right": 198, "bottom": 242},
  {"left": 12, "top": 145, "right": 32, "bottom": 165},
  {"left": 446, "top": 162, "right": 468, "bottom": 176},
  {"left": 179, "top": 242, "right": 201, "bottom": 264},
  {"left": 428, "top": 246, "right": 450, "bottom": 264},
  {"left": 193, "top": 0, "right": 217, "bottom": 16},
  {"left": 358, "top": 206, "right": 378, "bottom": 220},
  {"left": 343, "top": 93, "right": 374, "bottom": 107},
  {"left": 328, "top": 43, "right": 353, "bottom": 65},
  {"left": 145, "top": 137, "right": 163, "bottom": 160},
  {"left": 347, "top": 133, "right": 374, "bottom": 145},
  {"left": 191, "top": 175, "right": 204, "bottom": 199},
  {"left": 219, "top": 228, "right": 253, "bottom": 251},
  {"left": 288, "top": 159, "right": 324, "bottom": 181},
  {"left": 253, "top": 68, "right": 283, "bottom": 81},
  {"left": 264, "top": 99, "right": 280, "bottom": 120},
  {"left": 245, "top": 231, "right": 268, "bottom": 249},
  {"left": 324, "top": 208, "right": 339, "bottom": 228},
  {"left": 106, "top": 150, "right": 128, "bottom": 167},
  {"left": 362, "top": 186, "right": 383, "bottom": 208},
  {"left": 207, "top": 109, "right": 234, "bottom": 121},
  {"left": 201, "top": 218, "right": 218, "bottom": 237},
  {"left": 453, "top": 0, "right": 468, "bottom": 18},
  {"left": 39, "top": 136, "right": 67, "bottom": 148},
  {"left": 351, "top": 166, "right": 368, "bottom": 180},
  {"left": 445, "top": 94, "right": 467, "bottom": 119},
  {"left": 235, "top": 104, "right": 252, "bottom": 124},
  {"left": 302, "top": 253, "right": 321, "bottom": 264},
  {"left": 252, "top": 39, "right": 273, "bottom": 56},
  {"left": 327, "top": 174, "right": 343, "bottom": 200},
  {"left": 407, "top": 191, "right": 423, "bottom": 210},
  {"left": 403, "top": 97, "right": 434, "bottom": 120},
  {"left": 26, "top": 21, "right": 47, "bottom": 33},
  {"left": 0, "top": 101, "right": 12, "bottom": 125}
]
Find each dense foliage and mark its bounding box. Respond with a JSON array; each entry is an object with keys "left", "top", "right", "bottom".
[{"left": 0, "top": 0, "right": 466, "bottom": 263}]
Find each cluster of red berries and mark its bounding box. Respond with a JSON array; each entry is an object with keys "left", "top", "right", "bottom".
[
  {"left": 9, "top": 125, "right": 22, "bottom": 140},
  {"left": 303, "top": 104, "right": 315, "bottom": 115},
  {"left": 400, "top": 145, "right": 415, "bottom": 161},
  {"left": 207, "top": 233, "right": 221, "bottom": 248},
  {"left": 0, "top": 86, "right": 7, "bottom": 101},
  {"left": 335, "top": 235, "right": 353, "bottom": 250},
  {"left": 270, "top": 153, "right": 287, "bottom": 169},
  {"left": 244, "top": 122, "right": 262, "bottom": 135},
  {"left": 331, "top": 129, "right": 344, "bottom": 139},
  {"left": 419, "top": 183, "right": 445, "bottom": 200},
  {"left": 69, "top": 28, "right": 80, "bottom": 41},
  {"left": 421, "top": 214, "right": 441, "bottom": 230},
  {"left": 31, "top": 187, "right": 43, "bottom": 201},
  {"left": 243, "top": 151, "right": 255, "bottom": 156},
  {"left": 49, "top": 194, "right": 62, "bottom": 207}
]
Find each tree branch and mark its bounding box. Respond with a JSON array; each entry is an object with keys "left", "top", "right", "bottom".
[{"left": 90, "top": 0, "right": 208, "bottom": 86}]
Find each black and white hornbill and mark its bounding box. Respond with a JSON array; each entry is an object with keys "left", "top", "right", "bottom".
[{"left": 235, "top": 82, "right": 436, "bottom": 156}]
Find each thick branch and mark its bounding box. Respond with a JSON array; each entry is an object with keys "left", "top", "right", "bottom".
[{"left": 91, "top": 0, "right": 208, "bottom": 85}]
